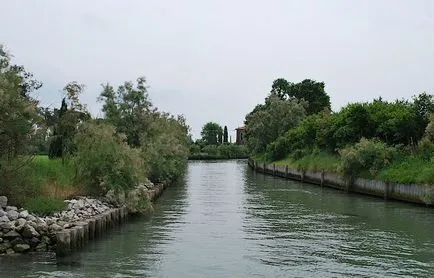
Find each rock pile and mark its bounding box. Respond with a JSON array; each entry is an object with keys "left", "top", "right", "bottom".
[{"left": 0, "top": 196, "right": 113, "bottom": 255}]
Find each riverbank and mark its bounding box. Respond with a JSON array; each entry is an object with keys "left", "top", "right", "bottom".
[
  {"left": 248, "top": 158, "right": 434, "bottom": 206},
  {"left": 0, "top": 180, "right": 167, "bottom": 256}
]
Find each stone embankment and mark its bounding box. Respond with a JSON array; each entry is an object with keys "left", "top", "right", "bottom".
[
  {"left": 248, "top": 159, "right": 434, "bottom": 206},
  {"left": 0, "top": 180, "right": 167, "bottom": 256}
]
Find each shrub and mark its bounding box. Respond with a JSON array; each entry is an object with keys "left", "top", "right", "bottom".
[
  {"left": 189, "top": 144, "right": 201, "bottom": 155},
  {"left": 202, "top": 145, "right": 218, "bottom": 156},
  {"left": 142, "top": 115, "right": 189, "bottom": 183},
  {"left": 217, "top": 144, "right": 249, "bottom": 159},
  {"left": 339, "top": 138, "right": 396, "bottom": 178},
  {"left": 24, "top": 197, "right": 66, "bottom": 215},
  {"left": 73, "top": 122, "right": 145, "bottom": 195}
]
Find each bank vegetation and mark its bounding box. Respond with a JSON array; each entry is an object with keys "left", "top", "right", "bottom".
[
  {"left": 245, "top": 78, "right": 434, "bottom": 185},
  {"left": 0, "top": 46, "right": 189, "bottom": 213}
]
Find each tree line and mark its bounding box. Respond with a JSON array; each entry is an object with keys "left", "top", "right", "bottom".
[
  {"left": 245, "top": 78, "right": 434, "bottom": 184},
  {"left": 189, "top": 122, "right": 248, "bottom": 159},
  {"left": 0, "top": 46, "right": 189, "bottom": 207}
]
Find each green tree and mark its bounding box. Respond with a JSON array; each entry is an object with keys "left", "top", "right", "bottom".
[
  {"left": 270, "top": 78, "right": 290, "bottom": 100},
  {"left": 270, "top": 78, "right": 331, "bottom": 115},
  {"left": 245, "top": 95, "right": 306, "bottom": 153},
  {"left": 287, "top": 79, "right": 331, "bottom": 115},
  {"left": 73, "top": 121, "right": 145, "bottom": 195},
  {"left": 49, "top": 82, "right": 89, "bottom": 161},
  {"left": 223, "top": 126, "right": 228, "bottom": 143},
  {"left": 99, "top": 77, "right": 152, "bottom": 147},
  {"left": 0, "top": 46, "right": 43, "bottom": 200},
  {"left": 201, "top": 122, "right": 223, "bottom": 145},
  {"left": 0, "top": 46, "right": 41, "bottom": 162}
]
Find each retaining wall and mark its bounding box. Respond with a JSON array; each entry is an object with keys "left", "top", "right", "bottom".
[
  {"left": 55, "top": 182, "right": 167, "bottom": 256},
  {"left": 248, "top": 159, "right": 433, "bottom": 206}
]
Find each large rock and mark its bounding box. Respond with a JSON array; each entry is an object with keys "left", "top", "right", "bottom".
[
  {"left": 7, "top": 210, "right": 19, "bottom": 220},
  {"left": 0, "top": 209, "right": 5, "bottom": 217},
  {"left": 73, "top": 199, "right": 85, "bottom": 210},
  {"left": 22, "top": 224, "right": 40, "bottom": 238},
  {"left": 0, "top": 215, "right": 9, "bottom": 222},
  {"left": 0, "top": 196, "right": 7, "bottom": 208},
  {"left": 5, "top": 206, "right": 17, "bottom": 212},
  {"left": 15, "top": 218, "right": 27, "bottom": 231},
  {"left": 0, "top": 221, "right": 13, "bottom": 230},
  {"left": 26, "top": 215, "right": 36, "bottom": 222},
  {"left": 0, "top": 241, "right": 11, "bottom": 252},
  {"left": 3, "top": 230, "right": 20, "bottom": 239},
  {"left": 13, "top": 243, "right": 30, "bottom": 253},
  {"left": 18, "top": 210, "right": 29, "bottom": 219},
  {"left": 49, "top": 223, "right": 63, "bottom": 232}
]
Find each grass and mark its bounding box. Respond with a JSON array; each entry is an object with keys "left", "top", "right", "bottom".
[
  {"left": 1, "top": 155, "right": 83, "bottom": 214},
  {"left": 23, "top": 197, "right": 66, "bottom": 215},
  {"left": 379, "top": 156, "right": 434, "bottom": 185},
  {"left": 274, "top": 152, "right": 341, "bottom": 173},
  {"left": 29, "top": 155, "right": 83, "bottom": 199},
  {"left": 260, "top": 152, "right": 433, "bottom": 185}
]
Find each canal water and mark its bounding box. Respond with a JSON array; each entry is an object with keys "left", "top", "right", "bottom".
[{"left": 0, "top": 160, "right": 433, "bottom": 277}]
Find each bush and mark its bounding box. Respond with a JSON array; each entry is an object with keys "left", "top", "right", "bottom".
[
  {"left": 23, "top": 197, "right": 66, "bottom": 215},
  {"left": 202, "top": 145, "right": 218, "bottom": 156},
  {"left": 189, "top": 144, "right": 201, "bottom": 155},
  {"left": 73, "top": 122, "right": 145, "bottom": 195},
  {"left": 339, "top": 138, "right": 396, "bottom": 178},
  {"left": 142, "top": 115, "right": 189, "bottom": 183},
  {"left": 217, "top": 144, "right": 249, "bottom": 159}
]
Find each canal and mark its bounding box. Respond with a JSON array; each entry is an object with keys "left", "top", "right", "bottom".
[{"left": 0, "top": 160, "right": 433, "bottom": 277}]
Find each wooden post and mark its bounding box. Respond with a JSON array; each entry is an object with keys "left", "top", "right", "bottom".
[{"left": 320, "top": 170, "right": 325, "bottom": 187}]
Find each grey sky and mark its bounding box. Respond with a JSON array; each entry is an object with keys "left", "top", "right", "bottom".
[{"left": 1, "top": 0, "right": 433, "bottom": 139}]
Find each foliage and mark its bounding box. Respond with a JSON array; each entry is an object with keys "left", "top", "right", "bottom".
[
  {"left": 201, "top": 122, "right": 223, "bottom": 145},
  {"left": 189, "top": 144, "right": 249, "bottom": 160},
  {"left": 49, "top": 83, "right": 90, "bottom": 160},
  {"left": 99, "top": 78, "right": 190, "bottom": 184},
  {"left": 202, "top": 145, "right": 218, "bottom": 156},
  {"left": 339, "top": 138, "right": 396, "bottom": 178},
  {"left": 425, "top": 114, "right": 434, "bottom": 142},
  {"left": 217, "top": 144, "right": 249, "bottom": 159},
  {"left": 245, "top": 95, "right": 306, "bottom": 153},
  {"left": 23, "top": 197, "right": 66, "bottom": 215},
  {"left": 99, "top": 77, "right": 152, "bottom": 147},
  {"left": 0, "top": 46, "right": 41, "bottom": 163},
  {"left": 274, "top": 152, "right": 340, "bottom": 173},
  {"left": 270, "top": 78, "right": 331, "bottom": 115},
  {"left": 141, "top": 114, "right": 189, "bottom": 183},
  {"left": 379, "top": 155, "right": 434, "bottom": 184},
  {"left": 189, "top": 143, "right": 201, "bottom": 155},
  {"left": 265, "top": 111, "right": 332, "bottom": 160},
  {"left": 73, "top": 122, "right": 145, "bottom": 195}
]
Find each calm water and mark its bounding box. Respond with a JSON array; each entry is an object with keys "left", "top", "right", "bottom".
[{"left": 1, "top": 160, "right": 433, "bottom": 277}]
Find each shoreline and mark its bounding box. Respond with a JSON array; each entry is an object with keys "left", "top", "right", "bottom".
[
  {"left": 0, "top": 181, "right": 168, "bottom": 257},
  {"left": 248, "top": 158, "right": 434, "bottom": 206}
]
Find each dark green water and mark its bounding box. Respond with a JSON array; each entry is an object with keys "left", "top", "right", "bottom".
[{"left": 1, "top": 160, "right": 433, "bottom": 277}]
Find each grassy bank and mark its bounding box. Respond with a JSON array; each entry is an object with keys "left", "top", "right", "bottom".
[
  {"left": 0, "top": 156, "right": 81, "bottom": 214},
  {"left": 257, "top": 152, "right": 434, "bottom": 185}
]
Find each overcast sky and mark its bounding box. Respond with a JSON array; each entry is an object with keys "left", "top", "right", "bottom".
[{"left": 1, "top": 0, "right": 433, "bottom": 139}]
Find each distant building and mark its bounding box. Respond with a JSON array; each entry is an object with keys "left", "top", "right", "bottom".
[{"left": 235, "top": 127, "right": 245, "bottom": 145}]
